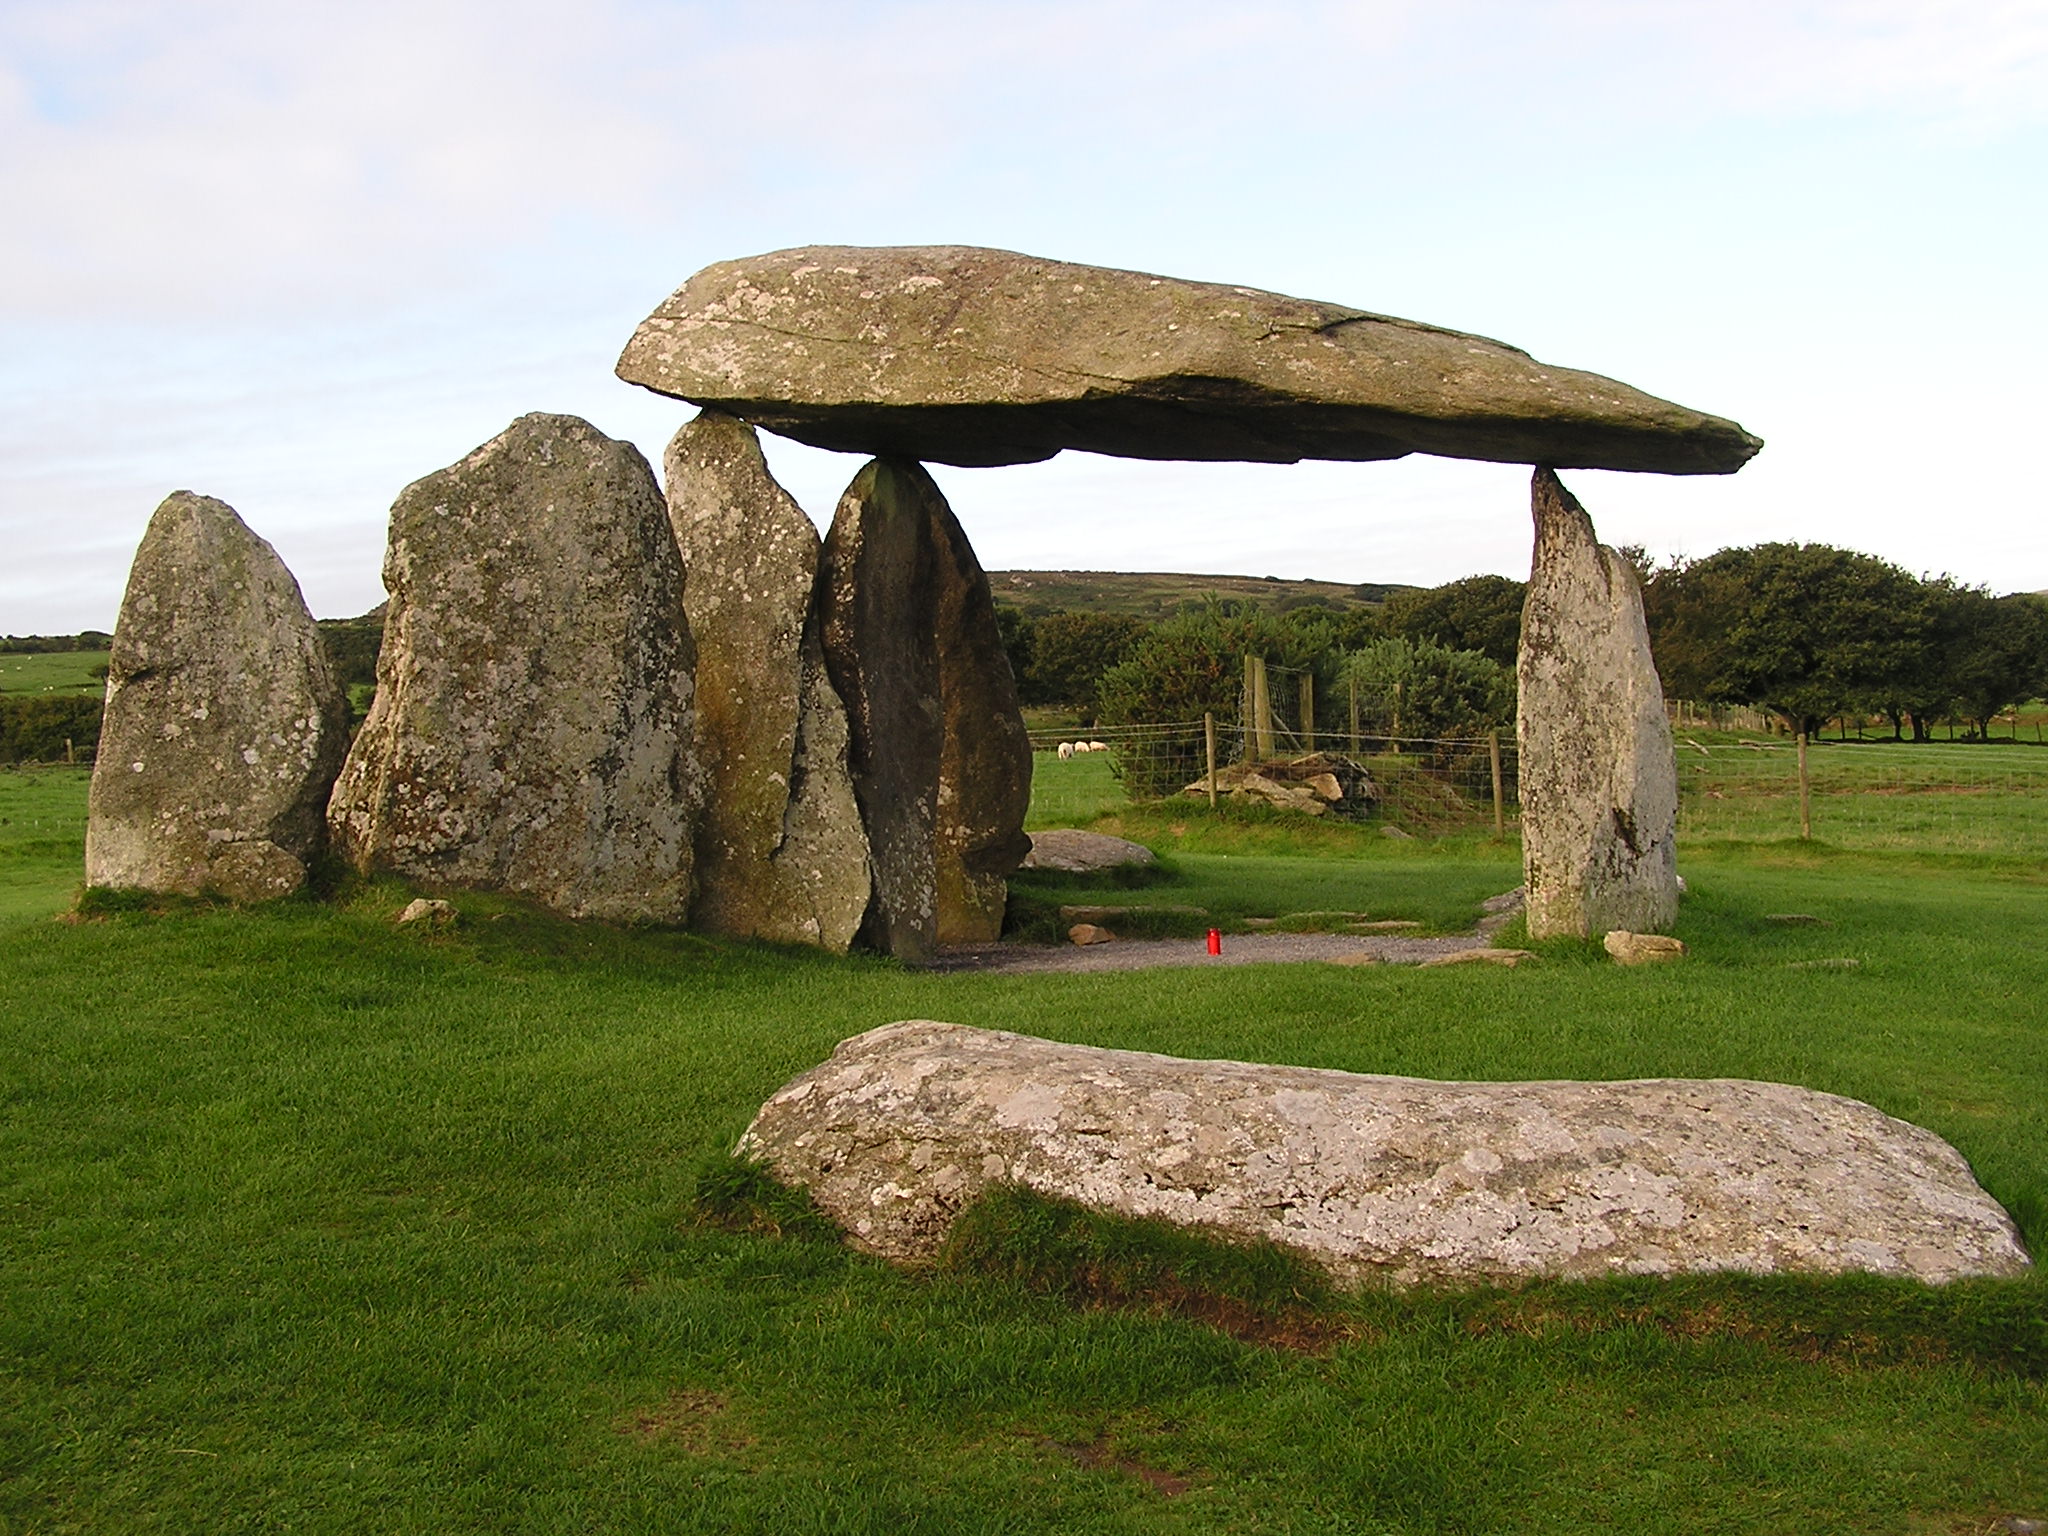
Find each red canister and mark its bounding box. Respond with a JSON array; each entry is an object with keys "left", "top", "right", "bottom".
[{"left": 1206, "top": 929, "right": 1222, "bottom": 956}]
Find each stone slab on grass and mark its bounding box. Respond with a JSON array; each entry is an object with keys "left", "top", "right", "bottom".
[
  {"left": 1020, "top": 830, "right": 1156, "bottom": 872},
  {"left": 742, "top": 1022, "right": 2029, "bottom": 1288}
]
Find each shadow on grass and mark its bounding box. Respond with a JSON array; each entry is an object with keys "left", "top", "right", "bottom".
[{"left": 688, "top": 1159, "right": 2048, "bottom": 1373}]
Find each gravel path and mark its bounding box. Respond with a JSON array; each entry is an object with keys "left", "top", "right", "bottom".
[{"left": 927, "top": 927, "right": 1510, "bottom": 975}]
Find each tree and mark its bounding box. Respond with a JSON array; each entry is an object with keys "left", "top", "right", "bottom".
[
  {"left": 1945, "top": 591, "right": 2048, "bottom": 737},
  {"left": 1378, "top": 575, "right": 1525, "bottom": 668},
  {"left": 1095, "top": 601, "right": 1324, "bottom": 797},
  {"left": 994, "top": 605, "right": 1034, "bottom": 697},
  {"left": 1336, "top": 637, "right": 1514, "bottom": 740},
  {"left": 1641, "top": 543, "right": 1931, "bottom": 737},
  {"left": 1015, "top": 610, "right": 1149, "bottom": 710}
]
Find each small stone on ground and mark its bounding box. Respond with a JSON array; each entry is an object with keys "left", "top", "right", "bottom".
[
  {"left": 1604, "top": 931, "right": 1687, "bottom": 965},
  {"left": 1418, "top": 948, "right": 1537, "bottom": 969},
  {"left": 1021, "top": 830, "right": 1157, "bottom": 872}
]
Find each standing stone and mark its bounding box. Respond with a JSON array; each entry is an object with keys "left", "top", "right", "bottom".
[
  {"left": 816, "top": 460, "right": 943, "bottom": 962},
  {"left": 816, "top": 460, "right": 1033, "bottom": 959},
  {"left": 87, "top": 493, "right": 348, "bottom": 901},
  {"left": 930, "top": 498, "right": 1032, "bottom": 944},
  {"left": 327, "top": 413, "right": 700, "bottom": 922},
  {"left": 666, "top": 411, "right": 868, "bottom": 951},
  {"left": 1518, "top": 468, "right": 1679, "bottom": 938}
]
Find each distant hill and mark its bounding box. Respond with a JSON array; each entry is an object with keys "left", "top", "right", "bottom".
[{"left": 989, "top": 570, "right": 1409, "bottom": 618}]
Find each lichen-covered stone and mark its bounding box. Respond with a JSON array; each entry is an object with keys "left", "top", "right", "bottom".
[
  {"left": 667, "top": 411, "right": 868, "bottom": 950},
  {"left": 816, "top": 459, "right": 1031, "bottom": 958},
  {"left": 929, "top": 496, "right": 1031, "bottom": 944},
  {"left": 87, "top": 492, "right": 347, "bottom": 901},
  {"left": 1518, "top": 468, "right": 1680, "bottom": 939},
  {"left": 327, "top": 413, "right": 700, "bottom": 922},
  {"left": 741, "top": 1022, "right": 2032, "bottom": 1288},
  {"left": 618, "top": 246, "right": 1762, "bottom": 474},
  {"left": 816, "top": 460, "right": 943, "bottom": 962}
]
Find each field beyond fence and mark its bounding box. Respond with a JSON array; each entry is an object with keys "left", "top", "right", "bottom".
[{"left": 1031, "top": 721, "right": 2048, "bottom": 858}]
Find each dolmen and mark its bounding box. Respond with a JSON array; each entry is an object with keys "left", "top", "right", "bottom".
[
  {"left": 618, "top": 245, "right": 1764, "bottom": 939},
  {"left": 741, "top": 1023, "right": 2031, "bottom": 1288},
  {"left": 89, "top": 243, "right": 1764, "bottom": 954}
]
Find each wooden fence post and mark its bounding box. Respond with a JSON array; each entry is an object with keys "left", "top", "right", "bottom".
[
  {"left": 1252, "top": 656, "right": 1274, "bottom": 761},
  {"left": 1299, "top": 674, "right": 1315, "bottom": 754},
  {"left": 1797, "top": 731, "right": 1812, "bottom": 840},
  {"left": 1204, "top": 712, "right": 1218, "bottom": 809},
  {"left": 1488, "top": 730, "right": 1505, "bottom": 841},
  {"left": 1348, "top": 675, "right": 1360, "bottom": 755}
]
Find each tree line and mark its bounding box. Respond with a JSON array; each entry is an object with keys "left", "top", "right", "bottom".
[
  {"left": 1638, "top": 544, "right": 2048, "bottom": 740},
  {"left": 1001, "top": 575, "right": 1525, "bottom": 741},
  {"left": 998, "top": 548, "right": 2048, "bottom": 747},
  {"left": 7, "top": 545, "right": 2043, "bottom": 766}
]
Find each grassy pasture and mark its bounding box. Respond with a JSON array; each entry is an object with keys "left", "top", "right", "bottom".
[
  {"left": 2, "top": 766, "right": 2045, "bottom": 1532},
  {"left": 0, "top": 651, "right": 110, "bottom": 696},
  {"left": 1674, "top": 739, "right": 2048, "bottom": 857}
]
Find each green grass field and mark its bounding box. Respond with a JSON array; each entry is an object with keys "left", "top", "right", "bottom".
[
  {"left": 2, "top": 765, "right": 2044, "bottom": 1532},
  {"left": 0, "top": 651, "right": 109, "bottom": 696}
]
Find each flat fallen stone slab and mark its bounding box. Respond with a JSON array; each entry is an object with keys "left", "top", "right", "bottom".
[
  {"left": 618, "top": 246, "right": 1762, "bottom": 473},
  {"left": 740, "top": 1023, "right": 2029, "bottom": 1287},
  {"left": 1419, "top": 947, "right": 1538, "bottom": 968},
  {"left": 1019, "top": 829, "right": 1156, "bottom": 872}
]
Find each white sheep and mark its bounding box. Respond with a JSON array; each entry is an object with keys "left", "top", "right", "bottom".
[
  {"left": 1086, "top": 741, "right": 1108, "bottom": 753},
  {"left": 1056, "top": 742, "right": 1075, "bottom": 760}
]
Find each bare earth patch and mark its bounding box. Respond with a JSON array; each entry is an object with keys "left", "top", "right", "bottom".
[{"left": 929, "top": 929, "right": 1506, "bottom": 974}]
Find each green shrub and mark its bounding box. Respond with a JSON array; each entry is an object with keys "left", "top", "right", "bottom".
[
  {"left": 0, "top": 695, "right": 102, "bottom": 764},
  {"left": 1337, "top": 636, "right": 1514, "bottom": 740}
]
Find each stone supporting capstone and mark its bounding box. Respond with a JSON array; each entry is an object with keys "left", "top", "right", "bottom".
[
  {"left": 1517, "top": 467, "right": 1680, "bottom": 938},
  {"left": 665, "top": 410, "right": 869, "bottom": 951},
  {"left": 928, "top": 500, "right": 1033, "bottom": 944},
  {"left": 327, "top": 413, "right": 701, "bottom": 923},
  {"left": 816, "top": 458, "right": 1031, "bottom": 960},
  {"left": 87, "top": 492, "right": 349, "bottom": 901}
]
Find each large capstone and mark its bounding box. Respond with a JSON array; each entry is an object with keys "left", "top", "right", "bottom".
[
  {"left": 327, "top": 413, "right": 701, "bottom": 922},
  {"left": 816, "top": 459, "right": 1031, "bottom": 960},
  {"left": 667, "top": 410, "right": 868, "bottom": 951},
  {"left": 1518, "top": 468, "right": 1680, "bottom": 939},
  {"left": 87, "top": 492, "right": 348, "bottom": 901},
  {"left": 617, "top": 246, "right": 1762, "bottom": 474},
  {"left": 740, "top": 1022, "right": 2032, "bottom": 1288}
]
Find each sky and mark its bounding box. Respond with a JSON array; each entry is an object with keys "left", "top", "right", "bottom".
[{"left": 3, "top": 0, "right": 2045, "bottom": 632}]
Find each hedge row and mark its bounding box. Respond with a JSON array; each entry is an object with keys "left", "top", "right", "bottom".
[{"left": 0, "top": 696, "right": 102, "bottom": 765}]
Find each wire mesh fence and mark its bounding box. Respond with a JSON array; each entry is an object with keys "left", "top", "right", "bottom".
[
  {"left": 1029, "top": 721, "right": 1517, "bottom": 834},
  {"left": 1674, "top": 738, "right": 2048, "bottom": 855},
  {"left": 1033, "top": 719, "right": 2048, "bottom": 855}
]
